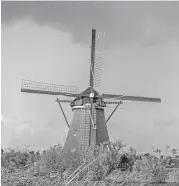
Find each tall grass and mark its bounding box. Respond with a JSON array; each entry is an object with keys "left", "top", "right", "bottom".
[{"left": 1, "top": 140, "right": 179, "bottom": 185}]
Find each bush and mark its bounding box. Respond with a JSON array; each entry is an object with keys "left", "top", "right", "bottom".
[
  {"left": 1, "top": 148, "right": 30, "bottom": 168},
  {"left": 132, "top": 155, "right": 168, "bottom": 183},
  {"left": 2, "top": 141, "right": 178, "bottom": 185}
]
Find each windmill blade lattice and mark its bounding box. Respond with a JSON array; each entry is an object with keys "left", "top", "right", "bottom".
[
  {"left": 102, "top": 93, "right": 161, "bottom": 103},
  {"left": 21, "top": 79, "right": 80, "bottom": 97},
  {"left": 93, "top": 31, "right": 105, "bottom": 89}
]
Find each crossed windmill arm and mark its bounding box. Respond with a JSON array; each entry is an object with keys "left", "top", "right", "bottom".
[
  {"left": 101, "top": 93, "right": 161, "bottom": 103},
  {"left": 21, "top": 79, "right": 80, "bottom": 97},
  {"left": 21, "top": 80, "right": 161, "bottom": 103}
]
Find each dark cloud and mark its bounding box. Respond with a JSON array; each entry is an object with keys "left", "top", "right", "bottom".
[{"left": 2, "top": 1, "right": 179, "bottom": 48}]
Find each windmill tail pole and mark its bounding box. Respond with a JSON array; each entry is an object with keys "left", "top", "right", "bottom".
[{"left": 56, "top": 98, "right": 70, "bottom": 128}]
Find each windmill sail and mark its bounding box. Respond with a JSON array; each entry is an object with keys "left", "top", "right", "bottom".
[
  {"left": 21, "top": 79, "right": 80, "bottom": 97},
  {"left": 94, "top": 32, "right": 104, "bottom": 88},
  {"left": 90, "top": 30, "right": 104, "bottom": 89},
  {"left": 101, "top": 93, "right": 161, "bottom": 103}
]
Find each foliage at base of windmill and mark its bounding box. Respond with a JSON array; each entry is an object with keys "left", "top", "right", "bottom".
[
  {"left": 131, "top": 156, "right": 168, "bottom": 183},
  {"left": 1, "top": 147, "right": 39, "bottom": 169},
  {"left": 1, "top": 141, "right": 179, "bottom": 185}
]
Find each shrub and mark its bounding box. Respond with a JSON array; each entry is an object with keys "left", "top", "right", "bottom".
[
  {"left": 39, "top": 144, "right": 66, "bottom": 174},
  {"left": 132, "top": 155, "right": 168, "bottom": 183}
]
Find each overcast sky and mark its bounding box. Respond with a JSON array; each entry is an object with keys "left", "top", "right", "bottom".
[{"left": 1, "top": 1, "right": 179, "bottom": 154}]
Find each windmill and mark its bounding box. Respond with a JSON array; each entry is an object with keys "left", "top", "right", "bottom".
[{"left": 21, "top": 29, "right": 161, "bottom": 156}]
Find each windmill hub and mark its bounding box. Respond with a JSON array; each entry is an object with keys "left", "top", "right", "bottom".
[{"left": 90, "top": 93, "right": 94, "bottom": 98}]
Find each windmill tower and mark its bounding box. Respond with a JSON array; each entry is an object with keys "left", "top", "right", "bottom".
[{"left": 21, "top": 29, "right": 161, "bottom": 156}]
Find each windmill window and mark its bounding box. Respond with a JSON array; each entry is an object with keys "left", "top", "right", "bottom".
[{"left": 83, "top": 97, "right": 89, "bottom": 104}]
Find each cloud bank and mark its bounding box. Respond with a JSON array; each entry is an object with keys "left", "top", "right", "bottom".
[{"left": 2, "top": 2, "right": 179, "bottom": 48}]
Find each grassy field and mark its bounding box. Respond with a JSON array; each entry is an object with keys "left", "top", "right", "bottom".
[{"left": 1, "top": 141, "right": 179, "bottom": 185}]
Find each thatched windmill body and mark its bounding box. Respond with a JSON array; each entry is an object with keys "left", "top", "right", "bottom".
[{"left": 21, "top": 29, "right": 161, "bottom": 155}]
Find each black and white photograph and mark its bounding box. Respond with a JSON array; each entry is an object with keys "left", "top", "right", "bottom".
[{"left": 1, "top": 1, "right": 179, "bottom": 185}]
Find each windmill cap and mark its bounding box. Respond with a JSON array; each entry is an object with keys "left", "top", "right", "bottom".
[{"left": 80, "top": 87, "right": 100, "bottom": 98}]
